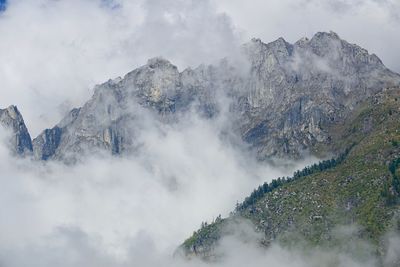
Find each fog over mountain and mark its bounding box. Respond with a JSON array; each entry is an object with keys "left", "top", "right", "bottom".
[
  {"left": 1, "top": 0, "right": 400, "bottom": 136},
  {"left": 0, "top": 100, "right": 318, "bottom": 266},
  {"left": 0, "top": 1, "right": 400, "bottom": 267},
  {"left": 26, "top": 31, "right": 399, "bottom": 162}
]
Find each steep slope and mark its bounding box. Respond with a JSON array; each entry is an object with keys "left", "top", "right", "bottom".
[
  {"left": 181, "top": 87, "right": 400, "bottom": 262},
  {"left": 32, "top": 32, "right": 400, "bottom": 161},
  {"left": 0, "top": 105, "right": 33, "bottom": 155},
  {"left": 32, "top": 58, "right": 236, "bottom": 161},
  {"left": 239, "top": 31, "right": 400, "bottom": 158}
]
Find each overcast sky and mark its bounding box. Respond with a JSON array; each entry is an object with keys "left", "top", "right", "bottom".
[
  {"left": 1, "top": 1, "right": 399, "bottom": 266},
  {"left": 216, "top": 0, "right": 400, "bottom": 73},
  {"left": 0, "top": 0, "right": 399, "bottom": 135}
]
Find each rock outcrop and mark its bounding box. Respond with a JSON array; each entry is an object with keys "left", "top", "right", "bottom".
[
  {"left": 238, "top": 31, "right": 400, "bottom": 158},
  {"left": 32, "top": 58, "right": 228, "bottom": 161},
  {"left": 0, "top": 105, "right": 33, "bottom": 155}
]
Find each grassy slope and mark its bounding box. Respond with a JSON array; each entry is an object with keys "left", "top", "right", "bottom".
[{"left": 182, "top": 87, "right": 400, "bottom": 258}]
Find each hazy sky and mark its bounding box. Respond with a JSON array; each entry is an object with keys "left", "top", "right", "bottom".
[
  {"left": 1, "top": 1, "right": 400, "bottom": 266},
  {"left": 216, "top": 0, "right": 400, "bottom": 73},
  {"left": 0, "top": 0, "right": 399, "bottom": 136}
]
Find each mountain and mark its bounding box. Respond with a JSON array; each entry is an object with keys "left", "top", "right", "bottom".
[
  {"left": 240, "top": 31, "right": 400, "bottom": 158},
  {"left": 1, "top": 30, "right": 400, "bottom": 264},
  {"left": 181, "top": 87, "right": 400, "bottom": 263},
  {"left": 32, "top": 58, "right": 225, "bottom": 161},
  {"left": 32, "top": 31, "right": 400, "bottom": 161},
  {"left": 0, "top": 105, "right": 33, "bottom": 155}
]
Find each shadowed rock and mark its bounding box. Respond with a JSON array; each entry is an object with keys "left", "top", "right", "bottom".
[{"left": 0, "top": 105, "right": 33, "bottom": 155}]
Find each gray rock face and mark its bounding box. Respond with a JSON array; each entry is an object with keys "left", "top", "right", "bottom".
[
  {"left": 238, "top": 31, "right": 400, "bottom": 158},
  {"left": 0, "top": 105, "right": 33, "bottom": 155},
  {"left": 32, "top": 31, "right": 400, "bottom": 161},
  {"left": 32, "top": 58, "right": 234, "bottom": 161}
]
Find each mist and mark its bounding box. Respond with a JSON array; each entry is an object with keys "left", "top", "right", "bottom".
[
  {"left": 1, "top": 0, "right": 400, "bottom": 266},
  {"left": 0, "top": 0, "right": 241, "bottom": 136},
  {"left": 2, "top": 92, "right": 399, "bottom": 266},
  {"left": 3, "top": 104, "right": 397, "bottom": 267},
  {"left": 1, "top": 0, "right": 399, "bottom": 137},
  {"left": 0, "top": 102, "right": 319, "bottom": 266},
  {"left": 215, "top": 0, "right": 400, "bottom": 73}
]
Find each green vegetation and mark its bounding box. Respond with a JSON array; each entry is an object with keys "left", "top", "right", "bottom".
[
  {"left": 235, "top": 146, "right": 353, "bottom": 212},
  {"left": 182, "top": 88, "right": 400, "bottom": 258},
  {"left": 389, "top": 158, "right": 400, "bottom": 193},
  {"left": 383, "top": 158, "right": 400, "bottom": 205},
  {"left": 182, "top": 216, "right": 227, "bottom": 256},
  {"left": 391, "top": 139, "right": 399, "bottom": 147}
]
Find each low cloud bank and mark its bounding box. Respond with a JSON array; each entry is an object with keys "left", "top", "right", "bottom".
[
  {"left": 0, "top": 106, "right": 315, "bottom": 266},
  {"left": 1, "top": 107, "right": 399, "bottom": 267}
]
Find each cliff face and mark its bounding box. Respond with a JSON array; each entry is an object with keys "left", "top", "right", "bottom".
[
  {"left": 0, "top": 105, "right": 32, "bottom": 155},
  {"left": 31, "top": 58, "right": 228, "bottom": 161},
  {"left": 31, "top": 31, "right": 400, "bottom": 161},
  {"left": 239, "top": 31, "right": 400, "bottom": 158}
]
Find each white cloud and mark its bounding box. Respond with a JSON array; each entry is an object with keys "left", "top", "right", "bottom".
[
  {"left": 215, "top": 0, "right": 400, "bottom": 73},
  {"left": 0, "top": 0, "right": 398, "bottom": 137},
  {"left": 1, "top": 102, "right": 393, "bottom": 267},
  {"left": 0, "top": 1, "right": 399, "bottom": 266},
  {"left": 0, "top": 106, "right": 317, "bottom": 266},
  {"left": 0, "top": 0, "right": 241, "bottom": 136}
]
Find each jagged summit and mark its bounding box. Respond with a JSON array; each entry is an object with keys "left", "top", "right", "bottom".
[
  {"left": 247, "top": 36, "right": 292, "bottom": 54},
  {"left": 3, "top": 31, "right": 397, "bottom": 161},
  {"left": 32, "top": 58, "right": 219, "bottom": 161},
  {"left": 146, "top": 57, "right": 177, "bottom": 69},
  {"left": 294, "top": 36, "right": 310, "bottom": 47},
  {"left": 246, "top": 31, "right": 386, "bottom": 67},
  {"left": 3, "top": 105, "right": 20, "bottom": 120},
  {"left": 249, "top": 31, "right": 340, "bottom": 50},
  {"left": 267, "top": 37, "right": 290, "bottom": 47},
  {"left": 247, "top": 31, "right": 376, "bottom": 64},
  {"left": 312, "top": 30, "right": 341, "bottom": 39},
  {"left": 0, "top": 105, "right": 33, "bottom": 155}
]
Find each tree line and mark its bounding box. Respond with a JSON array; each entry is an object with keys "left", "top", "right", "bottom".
[{"left": 235, "top": 146, "right": 354, "bottom": 212}]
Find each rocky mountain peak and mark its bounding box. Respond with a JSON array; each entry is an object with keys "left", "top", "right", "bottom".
[
  {"left": 312, "top": 30, "right": 341, "bottom": 40},
  {"left": 294, "top": 36, "right": 310, "bottom": 47},
  {"left": 28, "top": 32, "right": 400, "bottom": 161},
  {"left": 246, "top": 36, "right": 293, "bottom": 60},
  {"left": 237, "top": 31, "right": 400, "bottom": 158},
  {"left": 266, "top": 37, "right": 292, "bottom": 51},
  {"left": 146, "top": 57, "right": 178, "bottom": 70},
  {"left": 0, "top": 105, "right": 33, "bottom": 155},
  {"left": 122, "top": 57, "right": 181, "bottom": 99},
  {"left": 4, "top": 105, "right": 19, "bottom": 120}
]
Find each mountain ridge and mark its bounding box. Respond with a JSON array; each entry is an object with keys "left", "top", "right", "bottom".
[
  {"left": 1, "top": 31, "right": 400, "bottom": 161},
  {"left": 1, "top": 31, "right": 400, "bottom": 265},
  {"left": 30, "top": 31, "right": 400, "bottom": 161}
]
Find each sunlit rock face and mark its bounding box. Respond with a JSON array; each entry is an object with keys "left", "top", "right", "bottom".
[
  {"left": 32, "top": 32, "right": 400, "bottom": 161},
  {"left": 0, "top": 105, "right": 33, "bottom": 155}
]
